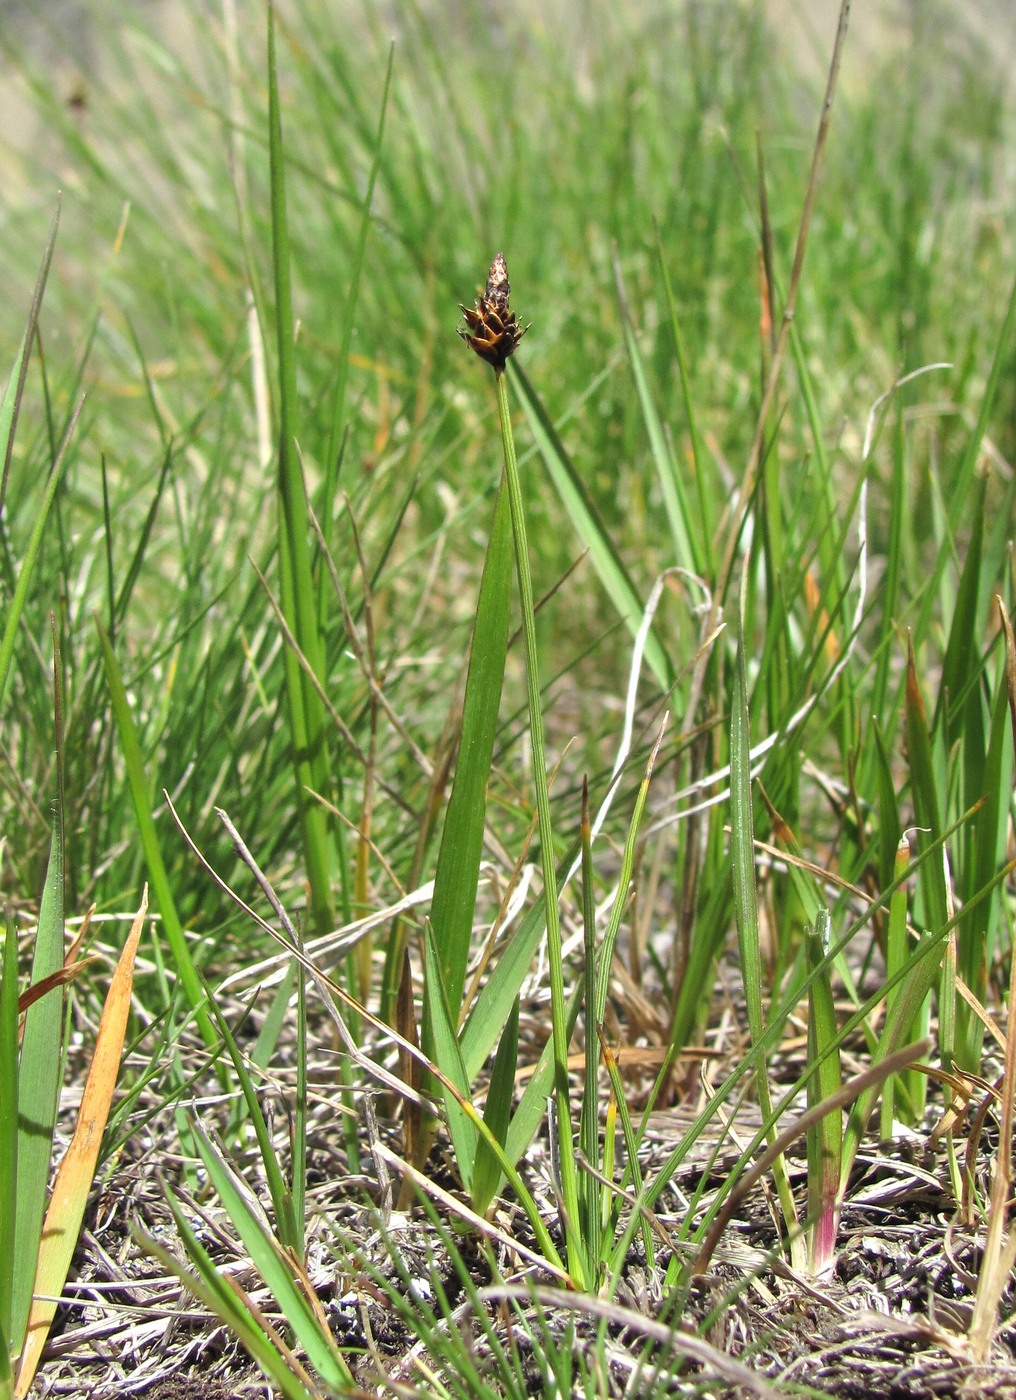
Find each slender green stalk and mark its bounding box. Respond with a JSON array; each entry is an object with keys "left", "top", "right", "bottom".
[
  {"left": 578, "top": 779, "right": 601, "bottom": 1269},
  {"left": 96, "top": 618, "right": 217, "bottom": 1054},
  {"left": 0, "top": 401, "right": 81, "bottom": 713},
  {"left": 267, "top": 4, "right": 337, "bottom": 938},
  {"left": 730, "top": 570, "right": 804, "bottom": 1272},
  {"left": 494, "top": 366, "right": 587, "bottom": 1288},
  {"left": 0, "top": 910, "right": 18, "bottom": 1370},
  {"left": 805, "top": 909, "right": 842, "bottom": 1278},
  {"left": 880, "top": 835, "right": 914, "bottom": 1135}
]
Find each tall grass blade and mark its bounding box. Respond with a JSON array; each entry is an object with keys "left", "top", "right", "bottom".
[
  {"left": 470, "top": 995, "right": 519, "bottom": 1216},
  {"left": 426, "top": 478, "right": 511, "bottom": 1019},
  {"left": 320, "top": 43, "right": 395, "bottom": 538},
  {"left": 493, "top": 363, "right": 586, "bottom": 1285},
  {"left": 955, "top": 617, "right": 1011, "bottom": 1071},
  {"left": 204, "top": 989, "right": 300, "bottom": 1255},
  {"left": 10, "top": 823, "right": 65, "bottom": 1355},
  {"left": 730, "top": 572, "right": 802, "bottom": 1267},
  {"left": 0, "top": 911, "right": 19, "bottom": 1368},
  {"left": 805, "top": 908, "right": 841, "bottom": 1278},
  {"left": 511, "top": 364, "right": 673, "bottom": 691},
  {"left": 459, "top": 853, "right": 577, "bottom": 1080},
  {"left": 881, "top": 835, "right": 916, "bottom": 1133},
  {"left": 936, "top": 478, "right": 985, "bottom": 746},
  {"left": 95, "top": 616, "right": 215, "bottom": 1051},
  {"left": 613, "top": 251, "right": 699, "bottom": 577},
  {"left": 914, "top": 273, "right": 1016, "bottom": 645},
  {"left": 912, "top": 630, "right": 951, "bottom": 1097},
  {"left": 654, "top": 223, "right": 712, "bottom": 571},
  {"left": 578, "top": 779, "right": 601, "bottom": 1263},
  {"left": 422, "top": 924, "right": 476, "bottom": 1191},
  {"left": 267, "top": 3, "right": 337, "bottom": 936},
  {"left": 0, "top": 200, "right": 59, "bottom": 515},
  {"left": 840, "top": 925, "right": 947, "bottom": 1190},
  {"left": 904, "top": 636, "right": 949, "bottom": 955},
  {"left": 0, "top": 402, "right": 81, "bottom": 713}
]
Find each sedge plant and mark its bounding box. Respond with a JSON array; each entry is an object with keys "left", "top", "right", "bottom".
[
  {"left": 440, "top": 252, "right": 587, "bottom": 1279},
  {"left": 6, "top": 0, "right": 1016, "bottom": 1390}
]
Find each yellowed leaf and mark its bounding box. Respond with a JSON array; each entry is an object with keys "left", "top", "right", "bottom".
[{"left": 15, "top": 888, "right": 148, "bottom": 1398}]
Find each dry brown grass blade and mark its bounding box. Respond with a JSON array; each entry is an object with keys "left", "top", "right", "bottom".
[
  {"left": 15, "top": 958, "right": 98, "bottom": 1017},
  {"left": 15, "top": 888, "right": 148, "bottom": 1397}
]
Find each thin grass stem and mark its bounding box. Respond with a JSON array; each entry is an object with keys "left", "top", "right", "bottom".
[{"left": 494, "top": 366, "right": 587, "bottom": 1287}]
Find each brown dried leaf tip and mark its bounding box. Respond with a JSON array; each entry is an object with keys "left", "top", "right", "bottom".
[{"left": 458, "top": 252, "right": 530, "bottom": 371}]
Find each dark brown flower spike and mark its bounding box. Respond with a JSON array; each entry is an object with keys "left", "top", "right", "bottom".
[{"left": 458, "top": 252, "right": 530, "bottom": 371}]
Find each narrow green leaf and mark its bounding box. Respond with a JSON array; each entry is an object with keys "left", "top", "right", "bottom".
[
  {"left": 190, "top": 1123, "right": 352, "bottom": 1391},
  {"left": 460, "top": 870, "right": 566, "bottom": 1080},
  {"left": 578, "top": 780, "right": 600, "bottom": 1260},
  {"left": 881, "top": 836, "right": 915, "bottom": 1133},
  {"left": 665, "top": 870, "right": 732, "bottom": 1058},
  {"left": 427, "top": 477, "right": 511, "bottom": 1017},
  {"left": 613, "top": 251, "right": 699, "bottom": 576},
  {"left": 422, "top": 925, "right": 476, "bottom": 1191},
  {"left": 602, "top": 1046, "right": 655, "bottom": 1276},
  {"left": 904, "top": 636, "right": 948, "bottom": 937},
  {"left": 730, "top": 587, "right": 765, "bottom": 1052},
  {"left": 268, "top": 2, "right": 336, "bottom": 937},
  {"left": 111, "top": 446, "right": 175, "bottom": 632},
  {"left": 292, "top": 961, "right": 307, "bottom": 1255},
  {"left": 593, "top": 729, "right": 663, "bottom": 1031},
  {"left": 10, "top": 823, "right": 64, "bottom": 1355},
  {"left": 765, "top": 793, "right": 874, "bottom": 1048},
  {"left": 914, "top": 272, "right": 1016, "bottom": 645},
  {"left": 511, "top": 363, "right": 673, "bottom": 691},
  {"left": 866, "top": 404, "right": 906, "bottom": 747},
  {"left": 0, "top": 912, "right": 20, "bottom": 1352},
  {"left": 841, "top": 923, "right": 945, "bottom": 1190},
  {"left": 0, "top": 402, "right": 81, "bottom": 713},
  {"left": 139, "top": 1209, "right": 316, "bottom": 1400},
  {"left": 805, "top": 910, "right": 842, "bottom": 1278},
  {"left": 936, "top": 476, "right": 985, "bottom": 746},
  {"left": 503, "top": 980, "right": 584, "bottom": 1173},
  {"left": 204, "top": 990, "right": 299, "bottom": 1254},
  {"left": 654, "top": 222, "right": 712, "bottom": 572},
  {"left": 96, "top": 616, "right": 216, "bottom": 1052},
  {"left": 953, "top": 276, "right": 1016, "bottom": 523},
  {"left": 321, "top": 42, "right": 395, "bottom": 530},
  {"left": 0, "top": 336, "right": 27, "bottom": 514},
  {"left": 955, "top": 637, "right": 1012, "bottom": 1070},
  {"left": 0, "top": 199, "right": 59, "bottom": 516},
  {"left": 470, "top": 996, "right": 519, "bottom": 1216},
  {"left": 731, "top": 571, "right": 802, "bottom": 1265},
  {"left": 872, "top": 718, "right": 902, "bottom": 893}
]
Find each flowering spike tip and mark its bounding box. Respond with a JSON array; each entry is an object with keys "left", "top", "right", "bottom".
[{"left": 458, "top": 252, "right": 529, "bottom": 371}]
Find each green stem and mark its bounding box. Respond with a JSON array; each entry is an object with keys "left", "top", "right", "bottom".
[{"left": 494, "top": 368, "right": 587, "bottom": 1288}]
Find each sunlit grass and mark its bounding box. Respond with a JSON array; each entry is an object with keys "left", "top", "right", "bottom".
[{"left": 2, "top": 0, "right": 1016, "bottom": 1392}]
